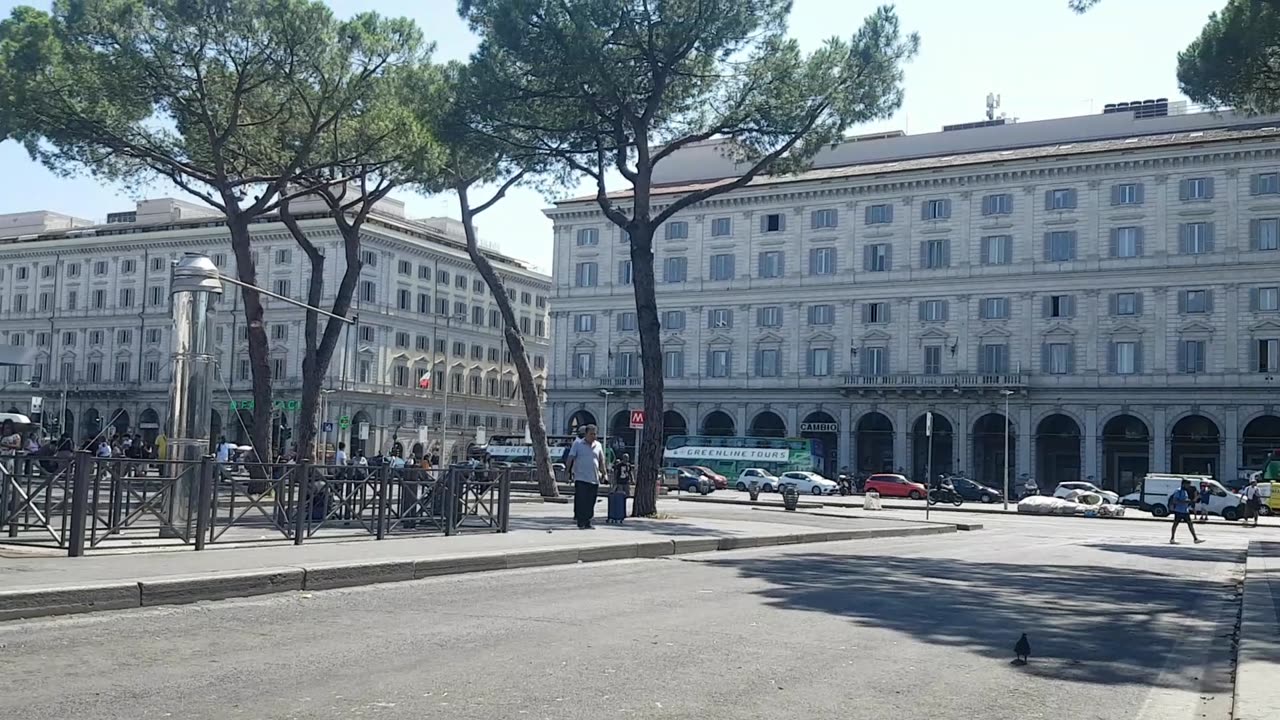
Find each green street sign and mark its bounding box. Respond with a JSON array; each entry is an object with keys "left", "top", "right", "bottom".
[
  {"left": 339, "top": 415, "right": 351, "bottom": 430},
  {"left": 229, "top": 398, "right": 300, "bottom": 412}
]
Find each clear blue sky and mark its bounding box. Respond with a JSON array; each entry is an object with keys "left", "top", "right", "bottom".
[{"left": 0, "top": 0, "right": 1226, "bottom": 273}]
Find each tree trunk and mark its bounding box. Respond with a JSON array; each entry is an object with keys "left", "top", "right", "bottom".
[
  {"left": 456, "top": 183, "right": 558, "bottom": 498},
  {"left": 279, "top": 201, "right": 363, "bottom": 464},
  {"left": 628, "top": 226, "right": 664, "bottom": 517},
  {"left": 226, "top": 215, "right": 274, "bottom": 466}
]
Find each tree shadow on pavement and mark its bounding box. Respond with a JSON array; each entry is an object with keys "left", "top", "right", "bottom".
[
  {"left": 1085, "top": 542, "right": 1247, "bottom": 564},
  {"left": 702, "top": 550, "right": 1235, "bottom": 690}
]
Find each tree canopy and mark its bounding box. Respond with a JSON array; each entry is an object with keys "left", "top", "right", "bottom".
[{"left": 457, "top": 0, "right": 918, "bottom": 514}]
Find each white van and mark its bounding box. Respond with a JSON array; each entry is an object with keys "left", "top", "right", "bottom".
[{"left": 1140, "top": 473, "right": 1246, "bottom": 521}]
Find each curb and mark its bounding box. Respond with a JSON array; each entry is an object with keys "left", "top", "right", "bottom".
[
  {"left": 1235, "top": 541, "right": 1280, "bottom": 720},
  {"left": 676, "top": 496, "right": 825, "bottom": 509},
  {"left": 0, "top": 525, "right": 950, "bottom": 623},
  {"left": 752, "top": 507, "right": 984, "bottom": 531}
]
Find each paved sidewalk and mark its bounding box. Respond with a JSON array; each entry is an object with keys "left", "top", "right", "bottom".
[
  {"left": 1237, "top": 541, "right": 1280, "bottom": 720},
  {"left": 0, "top": 500, "right": 945, "bottom": 622}
]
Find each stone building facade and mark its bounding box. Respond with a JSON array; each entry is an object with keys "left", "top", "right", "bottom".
[
  {"left": 545, "top": 109, "right": 1280, "bottom": 493},
  {"left": 0, "top": 196, "right": 551, "bottom": 460}
]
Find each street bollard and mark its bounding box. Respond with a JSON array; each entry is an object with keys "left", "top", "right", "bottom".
[
  {"left": 748, "top": 480, "right": 760, "bottom": 501},
  {"left": 194, "top": 455, "right": 215, "bottom": 551},
  {"left": 67, "top": 451, "right": 91, "bottom": 557},
  {"left": 498, "top": 469, "right": 511, "bottom": 533},
  {"left": 293, "top": 460, "right": 311, "bottom": 546},
  {"left": 782, "top": 484, "right": 799, "bottom": 511},
  {"left": 375, "top": 464, "right": 390, "bottom": 540}
]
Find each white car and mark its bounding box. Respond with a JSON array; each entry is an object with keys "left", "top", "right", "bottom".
[
  {"left": 736, "top": 468, "right": 780, "bottom": 492},
  {"left": 1053, "top": 481, "right": 1120, "bottom": 505},
  {"left": 778, "top": 471, "right": 839, "bottom": 496}
]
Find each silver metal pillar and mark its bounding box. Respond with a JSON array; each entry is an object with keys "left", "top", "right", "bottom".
[{"left": 167, "top": 254, "right": 223, "bottom": 533}]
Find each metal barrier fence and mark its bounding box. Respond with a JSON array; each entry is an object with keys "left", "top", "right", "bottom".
[{"left": 0, "top": 452, "right": 511, "bottom": 556}]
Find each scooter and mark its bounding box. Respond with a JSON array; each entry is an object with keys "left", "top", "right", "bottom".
[{"left": 927, "top": 484, "right": 964, "bottom": 506}]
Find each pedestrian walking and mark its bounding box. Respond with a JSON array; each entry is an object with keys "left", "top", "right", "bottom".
[
  {"left": 1195, "top": 481, "right": 1212, "bottom": 523},
  {"left": 1169, "top": 479, "right": 1204, "bottom": 544},
  {"left": 565, "top": 424, "right": 606, "bottom": 529},
  {"left": 1242, "top": 478, "right": 1264, "bottom": 528}
]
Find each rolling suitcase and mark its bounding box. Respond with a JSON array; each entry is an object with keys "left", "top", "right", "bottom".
[{"left": 606, "top": 490, "right": 628, "bottom": 524}]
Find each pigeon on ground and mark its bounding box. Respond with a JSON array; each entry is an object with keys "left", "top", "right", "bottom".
[{"left": 1014, "top": 633, "right": 1031, "bottom": 664}]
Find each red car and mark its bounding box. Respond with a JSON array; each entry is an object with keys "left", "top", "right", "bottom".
[
  {"left": 682, "top": 465, "right": 728, "bottom": 490},
  {"left": 864, "top": 473, "right": 927, "bottom": 500}
]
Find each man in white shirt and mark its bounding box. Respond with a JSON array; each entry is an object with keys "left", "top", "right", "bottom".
[
  {"left": 565, "top": 424, "right": 606, "bottom": 528},
  {"left": 334, "top": 442, "right": 348, "bottom": 467}
]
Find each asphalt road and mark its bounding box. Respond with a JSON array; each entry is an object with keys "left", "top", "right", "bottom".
[{"left": 0, "top": 513, "right": 1251, "bottom": 720}]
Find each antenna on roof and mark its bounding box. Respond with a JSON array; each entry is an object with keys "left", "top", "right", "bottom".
[{"left": 985, "top": 93, "right": 1002, "bottom": 121}]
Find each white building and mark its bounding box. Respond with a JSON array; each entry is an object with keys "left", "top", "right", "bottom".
[
  {"left": 0, "top": 196, "right": 552, "bottom": 460},
  {"left": 545, "top": 106, "right": 1280, "bottom": 494}
]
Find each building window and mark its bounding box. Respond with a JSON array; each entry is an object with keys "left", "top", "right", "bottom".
[
  {"left": 396, "top": 289, "right": 411, "bottom": 310},
  {"left": 923, "top": 346, "right": 942, "bottom": 375},
  {"left": 922, "top": 198, "right": 951, "bottom": 220},
  {"left": 94, "top": 261, "right": 109, "bottom": 276},
  {"left": 415, "top": 264, "right": 429, "bottom": 280},
  {"left": 921, "top": 239, "right": 950, "bottom": 269},
  {"left": 1044, "top": 294, "right": 1075, "bottom": 318},
  {"left": 360, "top": 250, "right": 377, "bottom": 267},
  {"left": 710, "top": 217, "right": 732, "bottom": 236},
  {"left": 490, "top": 309, "right": 502, "bottom": 327},
  {"left": 395, "top": 331, "right": 410, "bottom": 348},
  {"left": 978, "top": 343, "right": 1009, "bottom": 374},
  {"left": 1256, "top": 339, "right": 1280, "bottom": 373},
  {"left": 271, "top": 357, "right": 287, "bottom": 379},
  {"left": 755, "top": 348, "right": 780, "bottom": 377},
  {"left": 149, "top": 286, "right": 164, "bottom": 306},
  {"left": 66, "top": 263, "right": 80, "bottom": 278},
  {"left": 980, "top": 235, "right": 1011, "bottom": 265},
  {"left": 89, "top": 330, "right": 103, "bottom": 345},
  {"left": 573, "top": 351, "right": 591, "bottom": 379},
  {"left": 87, "top": 361, "right": 102, "bottom": 383},
  {"left": 1181, "top": 289, "right": 1210, "bottom": 314},
  {"left": 35, "top": 332, "right": 48, "bottom": 347},
  {"left": 115, "top": 287, "right": 133, "bottom": 308},
  {"left": 617, "top": 312, "right": 637, "bottom": 331},
  {"left": 709, "top": 254, "right": 735, "bottom": 281},
  {"left": 61, "top": 361, "right": 74, "bottom": 381},
  {"left": 808, "top": 304, "right": 834, "bottom": 325},
  {"left": 66, "top": 290, "right": 77, "bottom": 310},
  {"left": 863, "top": 346, "right": 888, "bottom": 376},
  {"left": 146, "top": 328, "right": 161, "bottom": 344},
  {"left": 1112, "top": 182, "right": 1143, "bottom": 205},
  {"left": 415, "top": 293, "right": 429, "bottom": 314},
  {"left": 274, "top": 248, "right": 291, "bottom": 265},
  {"left": 808, "top": 347, "right": 831, "bottom": 377},
  {"left": 1045, "top": 188, "right": 1077, "bottom": 210},
  {"left": 574, "top": 313, "right": 595, "bottom": 332},
  {"left": 920, "top": 299, "right": 947, "bottom": 322},
  {"left": 575, "top": 262, "right": 598, "bottom": 287},
  {"left": 455, "top": 274, "right": 468, "bottom": 290},
  {"left": 614, "top": 259, "right": 632, "bottom": 285},
  {"left": 92, "top": 289, "right": 106, "bottom": 309},
  {"left": 1113, "top": 292, "right": 1140, "bottom": 316},
  {"left": 144, "top": 360, "right": 160, "bottom": 382},
  {"left": 576, "top": 228, "right": 599, "bottom": 246},
  {"left": 1254, "top": 287, "right": 1280, "bottom": 312},
  {"left": 811, "top": 208, "right": 838, "bottom": 229},
  {"left": 120, "top": 259, "right": 136, "bottom": 274},
  {"left": 663, "top": 310, "right": 685, "bottom": 330},
  {"left": 1180, "top": 222, "right": 1214, "bottom": 255},
  {"left": 1253, "top": 173, "right": 1280, "bottom": 196},
  {"left": 436, "top": 269, "right": 449, "bottom": 284},
  {"left": 1178, "top": 340, "right": 1207, "bottom": 374},
  {"left": 809, "top": 247, "right": 836, "bottom": 275},
  {"left": 865, "top": 203, "right": 893, "bottom": 225},
  {"left": 708, "top": 349, "right": 731, "bottom": 377},
  {"left": 358, "top": 326, "right": 375, "bottom": 343},
  {"left": 757, "top": 305, "right": 782, "bottom": 328},
  {"left": 1112, "top": 226, "right": 1142, "bottom": 258},
  {"left": 982, "top": 193, "right": 1013, "bottom": 215},
  {"left": 664, "top": 221, "right": 688, "bottom": 240},
  {"left": 758, "top": 251, "right": 784, "bottom": 278},
  {"left": 614, "top": 351, "right": 639, "bottom": 378},
  {"left": 1252, "top": 219, "right": 1280, "bottom": 251},
  {"left": 1045, "top": 343, "right": 1072, "bottom": 375},
  {"left": 865, "top": 243, "right": 890, "bottom": 271},
  {"left": 359, "top": 280, "right": 376, "bottom": 303},
  {"left": 663, "top": 256, "right": 688, "bottom": 283},
  {"left": 760, "top": 213, "right": 784, "bottom": 233},
  {"left": 663, "top": 351, "right": 684, "bottom": 378},
  {"left": 1181, "top": 177, "right": 1214, "bottom": 201},
  {"left": 1045, "top": 231, "right": 1076, "bottom": 262},
  {"left": 863, "top": 302, "right": 889, "bottom": 324},
  {"left": 708, "top": 308, "right": 732, "bottom": 329},
  {"left": 38, "top": 292, "right": 50, "bottom": 312},
  {"left": 1112, "top": 341, "right": 1139, "bottom": 375}
]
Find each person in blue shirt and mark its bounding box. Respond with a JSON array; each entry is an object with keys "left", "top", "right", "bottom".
[{"left": 1169, "top": 480, "right": 1204, "bottom": 545}]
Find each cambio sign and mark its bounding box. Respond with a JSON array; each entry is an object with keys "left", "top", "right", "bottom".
[{"left": 663, "top": 446, "right": 791, "bottom": 462}]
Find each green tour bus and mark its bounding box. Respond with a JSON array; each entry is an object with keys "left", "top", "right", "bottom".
[{"left": 662, "top": 435, "right": 814, "bottom": 480}]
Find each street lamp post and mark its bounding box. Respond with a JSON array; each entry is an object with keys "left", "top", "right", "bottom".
[
  {"left": 438, "top": 312, "right": 466, "bottom": 464},
  {"left": 1001, "top": 389, "right": 1015, "bottom": 511},
  {"left": 599, "top": 389, "right": 614, "bottom": 454}
]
